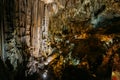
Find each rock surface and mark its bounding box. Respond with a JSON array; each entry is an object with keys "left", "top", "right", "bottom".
[{"left": 0, "top": 0, "right": 120, "bottom": 80}]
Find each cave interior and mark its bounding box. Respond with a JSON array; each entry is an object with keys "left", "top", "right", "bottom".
[{"left": 0, "top": 0, "right": 120, "bottom": 80}]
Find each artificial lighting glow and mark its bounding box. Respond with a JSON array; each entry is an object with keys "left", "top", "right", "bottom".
[
  {"left": 43, "top": 70, "right": 48, "bottom": 78},
  {"left": 44, "top": 54, "right": 57, "bottom": 65},
  {"left": 41, "top": 0, "right": 54, "bottom": 4},
  {"left": 52, "top": 3, "right": 58, "bottom": 14},
  {"left": 44, "top": 56, "right": 53, "bottom": 65}
]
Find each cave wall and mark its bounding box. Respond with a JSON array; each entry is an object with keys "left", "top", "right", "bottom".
[
  {"left": 0, "top": 0, "right": 81, "bottom": 61},
  {"left": 48, "top": 0, "right": 120, "bottom": 80},
  {"left": 0, "top": 0, "right": 120, "bottom": 58},
  {"left": 49, "top": 0, "right": 120, "bottom": 36},
  {"left": 0, "top": 0, "right": 45, "bottom": 70},
  {"left": 0, "top": 0, "right": 120, "bottom": 79},
  {"left": 0, "top": 0, "right": 45, "bottom": 60}
]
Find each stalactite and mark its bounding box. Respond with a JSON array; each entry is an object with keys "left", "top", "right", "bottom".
[
  {"left": 41, "top": 4, "right": 50, "bottom": 57},
  {"left": 0, "top": 0, "right": 120, "bottom": 80},
  {"left": 0, "top": 1, "right": 4, "bottom": 58},
  {"left": 1, "top": 0, "right": 6, "bottom": 61},
  {"left": 1, "top": 22, "right": 5, "bottom": 61}
]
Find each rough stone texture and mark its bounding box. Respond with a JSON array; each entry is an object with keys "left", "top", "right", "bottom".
[
  {"left": 0, "top": 0, "right": 120, "bottom": 80},
  {"left": 48, "top": 0, "right": 120, "bottom": 80},
  {"left": 0, "top": 0, "right": 45, "bottom": 58},
  {"left": 49, "top": 0, "right": 120, "bottom": 35}
]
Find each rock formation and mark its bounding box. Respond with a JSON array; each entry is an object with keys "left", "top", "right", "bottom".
[{"left": 0, "top": 0, "right": 120, "bottom": 80}]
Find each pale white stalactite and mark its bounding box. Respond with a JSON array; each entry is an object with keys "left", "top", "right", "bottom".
[
  {"left": 41, "top": 4, "right": 51, "bottom": 57},
  {"left": 40, "top": 0, "right": 64, "bottom": 57},
  {"left": 40, "top": 1, "right": 64, "bottom": 57},
  {"left": 32, "top": 0, "right": 42, "bottom": 57},
  {"left": 34, "top": 18, "right": 41, "bottom": 57},
  {"left": 45, "top": 5, "right": 49, "bottom": 38},
  {"left": 52, "top": 3, "right": 58, "bottom": 14},
  {"left": 35, "top": 27, "right": 41, "bottom": 57}
]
